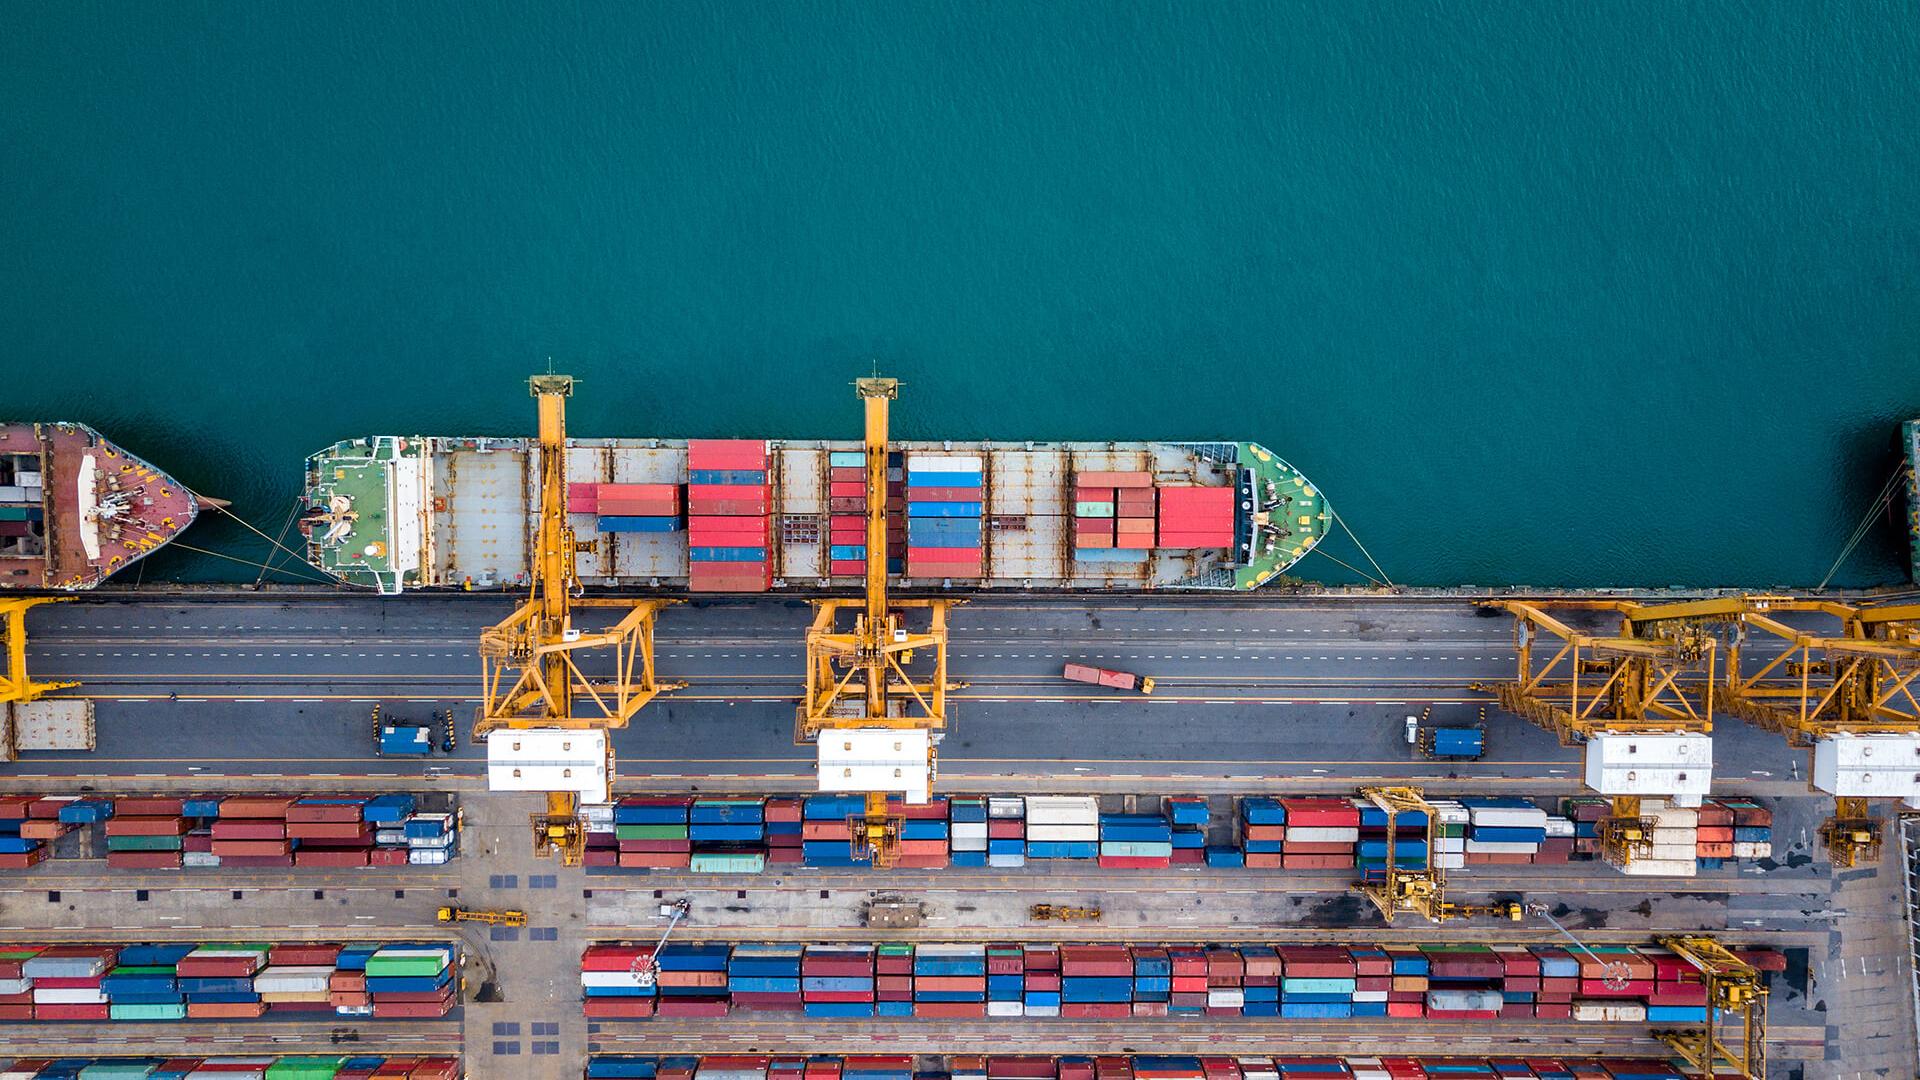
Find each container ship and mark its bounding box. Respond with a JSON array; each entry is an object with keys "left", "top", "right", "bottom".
[
  {"left": 301, "top": 434, "right": 1327, "bottom": 595},
  {"left": 0, "top": 422, "right": 209, "bottom": 591}
]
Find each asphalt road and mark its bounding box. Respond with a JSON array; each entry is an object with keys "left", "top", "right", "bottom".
[{"left": 9, "top": 595, "right": 1815, "bottom": 787}]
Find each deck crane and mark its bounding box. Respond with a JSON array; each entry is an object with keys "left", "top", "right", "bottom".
[
  {"left": 1650, "top": 935, "right": 1767, "bottom": 1080},
  {"left": 1, "top": 597, "right": 75, "bottom": 707},
  {"left": 1639, "top": 595, "right": 1920, "bottom": 867},
  {"left": 1477, "top": 599, "right": 1716, "bottom": 868},
  {"left": 473, "top": 373, "right": 683, "bottom": 865},
  {"left": 1351, "top": 786, "right": 1524, "bottom": 924},
  {"left": 796, "top": 376, "right": 958, "bottom": 867}
]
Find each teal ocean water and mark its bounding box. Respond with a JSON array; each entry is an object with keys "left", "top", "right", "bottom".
[{"left": 3, "top": 2, "right": 1917, "bottom": 588}]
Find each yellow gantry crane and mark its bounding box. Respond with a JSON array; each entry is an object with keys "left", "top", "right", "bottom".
[
  {"left": 1352, "top": 786, "right": 1524, "bottom": 924},
  {"left": 1636, "top": 594, "right": 1920, "bottom": 867},
  {"left": 796, "top": 377, "right": 958, "bottom": 867},
  {"left": 1478, "top": 599, "right": 1717, "bottom": 867},
  {"left": 473, "top": 374, "right": 682, "bottom": 866},
  {"left": 1651, "top": 935, "right": 1767, "bottom": 1080},
  {"left": 1, "top": 597, "right": 75, "bottom": 707}
]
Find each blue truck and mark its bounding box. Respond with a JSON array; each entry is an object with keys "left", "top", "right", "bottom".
[
  {"left": 372, "top": 705, "right": 455, "bottom": 756},
  {"left": 1413, "top": 722, "right": 1485, "bottom": 760}
]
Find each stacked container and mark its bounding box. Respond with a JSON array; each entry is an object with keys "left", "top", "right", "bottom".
[
  {"left": 1165, "top": 797, "right": 1209, "bottom": 865},
  {"left": 913, "top": 944, "right": 986, "bottom": 1017},
  {"left": 799, "top": 795, "right": 868, "bottom": 867},
  {"left": 586, "top": 1058, "right": 1694, "bottom": 1080},
  {"left": 0, "top": 941, "right": 456, "bottom": 1022},
  {"left": 825, "top": 449, "right": 905, "bottom": 579},
  {"left": 801, "top": 944, "right": 874, "bottom": 1018},
  {"left": 1023, "top": 945, "right": 1061, "bottom": 1016},
  {"left": 685, "top": 439, "right": 772, "bottom": 592},
  {"left": 1721, "top": 798, "right": 1775, "bottom": 860},
  {"left": 688, "top": 799, "right": 766, "bottom": 874},
  {"left": 1025, "top": 796, "right": 1097, "bottom": 861},
  {"left": 728, "top": 943, "right": 803, "bottom": 1012},
  {"left": 1154, "top": 485, "right": 1236, "bottom": 549},
  {"left": 655, "top": 944, "right": 730, "bottom": 1017},
  {"left": 894, "top": 796, "right": 951, "bottom": 869},
  {"left": 764, "top": 798, "right": 803, "bottom": 865},
  {"left": 986, "top": 944, "right": 1024, "bottom": 1017},
  {"left": 1098, "top": 814, "right": 1172, "bottom": 868},
  {"left": 1356, "top": 801, "right": 1427, "bottom": 882},
  {"left": 948, "top": 798, "right": 988, "bottom": 868},
  {"left": 1074, "top": 471, "right": 1155, "bottom": 557},
  {"left": 905, "top": 454, "right": 983, "bottom": 579},
  {"left": 875, "top": 943, "right": 914, "bottom": 1017},
  {"left": 1238, "top": 798, "right": 1285, "bottom": 869},
  {"left": 576, "top": 482, "right": 683, "bottom": 534},
  {"left": 581, "top": 943, "right": 658, "bottom": 1018},
  {"left": 986, "top": 797, "right": 1026, "bottom": 869},
  {"left": 1276, "top": 798, "right": 1357, "bottom": 870},
  {"left": 614, "top": 797, "right": 693, "bottom": 870}
]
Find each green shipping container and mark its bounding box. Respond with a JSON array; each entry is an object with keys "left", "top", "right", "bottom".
[
  {"left": 266, "top": 1057, "right": 348, "bottom": 1079},
  {"left": 688, "top": 852, "right": 766, "bottom": 874},
  {"left": 0, "top": 506, "right": 32, "bottom": 521},
  {"left": 1074, "top": 502, "right": 1115, "bottom": 518},
  {"left": 77, "top": 1065, "right": 158, "bottom": 1079},
  {"left": 616, "top": 824, "right": 691, "bottom": 840},
  {"left": 107, "top": 834, "right": 185, "bottom": 851},
  {"left": 363, "top": 951, "right": 450, "bottom": 977},
  {"left": 108, "top": 1001, "right": 187, "bottom": 1021},
  {"left": 1282, "top": 977, "right": 1358, "bottom": 994}
]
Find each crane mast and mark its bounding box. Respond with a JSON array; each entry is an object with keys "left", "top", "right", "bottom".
[
  {"left": 1, "top": 597, "right": 75, "bottom": 706},
  {"left": 475, "top": 373, "right": 682, "bottom": 865},
  {"left": 797, "top": 376, "right": 957, "bottom": 866}
]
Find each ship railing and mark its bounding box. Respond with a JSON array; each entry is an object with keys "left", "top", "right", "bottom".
[{"left": 1901, "top": 813, "right": 1920, "bottom": 1059}]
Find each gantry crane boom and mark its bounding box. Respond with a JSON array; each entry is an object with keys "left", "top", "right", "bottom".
[
  {"left": 1478, "top": 599, "right": 1717, "bottom": 867},
  {"left": 474, "top": 374, "right": 682, "bottom": 865},
  {"left": 796, "top": 377, "right": 959, "bottom": 865},
  {"left": 1, "top": 597, "right": 76, "bottom": 706}
]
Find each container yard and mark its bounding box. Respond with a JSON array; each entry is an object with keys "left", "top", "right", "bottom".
[{"left": 3, "top": 379, "right": 1917, "bottom": 1080}]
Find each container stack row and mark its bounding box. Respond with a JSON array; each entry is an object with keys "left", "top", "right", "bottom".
[
  {"left": 0, "top": 794, "right": 453, "bottom": 870},
  {"left": 0, "top": 941, "right": 459, "bottom": 1022},
  {"left": 1072, "top": 470, "right": 1156, "bottom": 559},
  {"left": 685, "top": 439, "right": 772, "bottom": 592},
  {"left": 905, "top": 453, "right": 983, "bottom": 579},
  {"left": 586, "top": 1057, "right": 1692, "bottom": 1080},
  {"left": 825, "top": 449, "right": 906, "bottom": 578},
  {"left": 0, "top": 1056, "right": 461, "bottom": 1078},
  {"left": 577, "top": 940, "right": 1784, "bottom": 1022},
  {"left": 572, "top": 791, "right": 1779, "bottom": 875},
  {"left": 572, "top": 481, "right": 683, "bottom": 534}
]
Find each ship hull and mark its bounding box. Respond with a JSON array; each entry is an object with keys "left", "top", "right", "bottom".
[
  {"left": 0, "top": 423, "right": 203, "bottom": 591},
  {"left": 303, "top": 437, "right": 1327, "bottom": 596}
]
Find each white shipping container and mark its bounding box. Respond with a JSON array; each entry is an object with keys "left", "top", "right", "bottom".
[
  {"left": 1619, "top": 856, "right": 1698, "bottom": 877},
  {"left": 1025, "top": 1003, "right": 1061, "bottom": 1017},
  {"left": 912, "top": 454, "right": 983, "bottom": 471},
  {"left": 1285, "top": 826, "right": 1359, "bottom": 844},
  {"left": 0, "top": 977, "right": 28, "bottom": 994},
  {"left": 409, "top": 848, "right": 451, "bottom": 865},
  {"left": 1466, "top": 805, "right": 1548, "bottom": 829},
  {"left": 183, "top": 851, "right": 221, "bottom": 868},
  {"left": 987, "top": 797, "right": 1026, "bottom": 818},
  {"left": 1650, "top": 826, "right": 1696, "bottom": 844},
  {"left": 950, "top": 837, "right": 987, "bottom": 851},
  {"left": 951, "top": 822, "right": 989, "bottom": 839},
  {"left": 1573, "top": 1000, "right": 1647, "bottom": 1022},
  {"left": 986, "top": 999, "right": 1025, "bottom": 1017},
  {"left": 1429, "top": 801, "right": 1471, "bottom": 824},
  {"left": 1434, "top": 837, "right": 1466, "bottom": 853},
  {"left": 1023, "top": 795, "right": 1099, "bottom": 824},
  {"left": 918, "top": 943, "right": 986, "bottom": 956},
  {"left": 253, "top": 967, "right": 333, "bottom": 993},
  {"left": 1025, "top": 824, "right": 1099, "bottom": 842},
  {"left": 1650, "top": 842, "right": 1697, "bottom": 861},
  {"left": 1433, "top": 853, "right": 1466, "bottom": 869},
  {"left": 1351, "top": 990, "right": 1388, "bottom": 1002},
  {"left": 375, "top": 830, "right": 407, "bottom": 845},
  {"left": 1651, "top": 807, "right": 1698, "bottom": 828},
  {"left": 1732, "top": 841, "right": 1773, "bottom": 858},
  {"left": 0, "top": 486, "right": 23, "bottom": 501},
  {"left": 408, "top": 833, "right": 455, "bottom": 848},
  {"left": 33, "top": 987, "right": 106, "bottom": 1004},
  {"left": 1206, "top": 988, "right": 1245, "bottom": 1007},
  {"left": 1464, "top": 839, "right": 1539, "bottom": 854},
  {"left": 1543, "top": 816, "right": 1575, "bottom": 837},
  {"left": 987, "top": 854, "right": 1027, "bottom": 868}
]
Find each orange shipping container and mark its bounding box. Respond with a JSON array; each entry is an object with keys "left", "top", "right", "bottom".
[{"left": 188, "top": 1000, "right": 268, "bottom": 1019}]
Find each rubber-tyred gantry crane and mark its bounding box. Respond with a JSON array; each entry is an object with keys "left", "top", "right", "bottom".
[
  {"left": 1651, "top": 934, "right": 1767, "bottom": 1080},
  {"left": 1352, "top": 786, "right": 1524, "bottom": 924},
  {"left": 796, "top": 376, "right": 958, "bottom": 867},
  {"left": 1478, "top": 599, "right": 1717, "bottom": 867},
  {"left": 474, "top": 373, "right": 682, "bottom": 865}
]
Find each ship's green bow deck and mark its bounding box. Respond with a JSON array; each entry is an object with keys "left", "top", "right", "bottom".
[{"left": 1234, "top": 441, "right": 1327, "bottom": 589}]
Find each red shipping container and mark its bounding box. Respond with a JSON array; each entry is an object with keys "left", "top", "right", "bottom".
[
  {"left": 988, "top": 820, "right": 1025, "bottom": 839},
  {"left": 1243, "top": 852, "right": 1282, "bottom": 869},
  {"left": 583, "top": 847, "right": 619, "bottom": 867},
  {"left": 219, "top": 796, "right": 293, "bottom": 818},
  {"left": 686, "top": 489, "right": 770, "bottom": 516},
  {"left": 830, "top": 560, "right": 868, "bottom": 575},
  {"left": 906, "top": 486, "right": 980, "bottom": 502},
  {"left": 618, "top": 838, "right": 693, "bottom": 853},
  {"left": 288, "top": 821, "right": 375, "bottom": 841},
  {"left": 296, "top": 848, "right": 371, "bottom": 868},
  {"left": 1281, "top": 854, "right": 1354, "bottom": 869},
  {"left": 908, "top": 546, "right": 982, "bottom": 562},
  {"left": 619, "top": 851, "right": 693, "bottom": 868},
  {"left": 596, "top": 498, "right": 680, "bottom": 516},
  {"left": 1114, "top": 533, "right": 1154, "bottom": 550},
  {"left": 106, "top": 850, "right": 183, "bottom": 870},
  {"left": 212, "top": 820, "right": 286, "bottom": 839},
  {"left": 829, "top": 467, "right": 865, "bottom": 482},
  {"left": 568, "top": 484, "right": 599, "bottom": 513},
  {"left": 1076, "top": 471, "right": 1153, "bottom": 488},
  {"left": 116, "top": 797, "right": 185, "bottom": 816},
  {"left": 1155, "top": 530, "right": 1234, "bottom": 549},
  {"left": 0, "top": 848, "right": 50, "bottom": 870},
  {"left": 104, "top": 815, "right": 187, "bottom": 836},
  {"left": 35, "top": 1003, "right": 109, "bottom": 1021},
  {"left": 211, "top": 839, "right": 292, "bottom": 857},
  {"left": 906, "top": 561, "right": 982, "bottom": 578},
  {"left": 686, "top": 439, "right": 768, "bottom": 470},
  {"left": 1097, "top": 855, "right": 1171, "bottom": 869},
  {"left": 26, "top": 798, "right": 69, "bottom": 818},
  {"left": 369, "top": 846, "right": 409, "bottom": 866},
  {"left": 17, "top": 819, "right": 70, "bottom": 840},
  {"left": 373, "top": 999, "right": 453, "bottom": 1018},
  {"left": 1157, "top": 485, "right": 1234, "bottom": 527},
  {"left": 1387, "top": 1001, "right": 1426, "bottom": 1018},
  {"left": 286, "top": 802, "right": 367, "bottom": 823},
  {"left": 914, "top": 1000, "right": 986, "bottom": 1018},
  {"left": 829, "top": 481, "right": 867, "bottom": 498},
  {"left": 600, "top": 482, "right": 680, "bottom": 502},
  {"left": 655, "top": 998, "right": 731, "bottom": 1017},
  {"left": 1062, "top": 1002, "right": 1131, "bottom": 1019}
]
